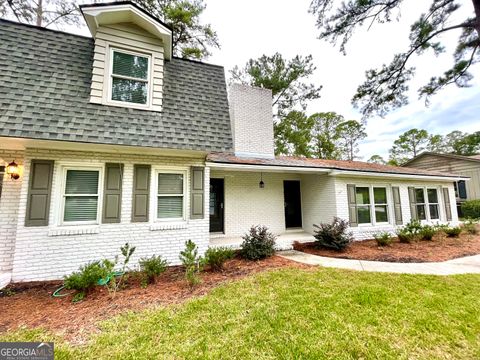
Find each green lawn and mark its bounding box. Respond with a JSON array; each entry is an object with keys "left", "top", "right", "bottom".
[{"left": 2, "top": 268, "right": 480, "bottom": 359}]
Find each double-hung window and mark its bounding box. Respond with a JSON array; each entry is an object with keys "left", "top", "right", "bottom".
[
  {"left": 157, "top": 172, "right": 185, "bottom": 220},
  {"left": 110, "top": 49, "right": 150, "bottom": 105},
  {"left": 355, "top": 186, "right": 389, "bottom": 225},
  {"left": 414, "top": 188, "right": 427, "bottom": 220},
  {"left": 62, "top": 168, "right": 101, "bottom": 224},
  {"left": 427, "top": 188, "right": 440, "bottom": 220}
]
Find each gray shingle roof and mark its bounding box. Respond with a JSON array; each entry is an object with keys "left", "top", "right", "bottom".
[{"left": 0, "top": 19, "right": 233, "bottom": 152}]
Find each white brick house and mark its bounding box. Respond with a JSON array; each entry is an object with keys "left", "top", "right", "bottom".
[{"left": 0, "top": 2, "right": 467, "bottom": 286}]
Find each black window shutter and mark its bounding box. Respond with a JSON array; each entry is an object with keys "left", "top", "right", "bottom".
[
  {"left": 103, "top": 163, "right": 123, "bottom": 223},
  {"left": 458, "top": 180, "right": 467, "bottom": 199},
  {"left": 25, "top": 160, "right": 54, "bottom": 227}
]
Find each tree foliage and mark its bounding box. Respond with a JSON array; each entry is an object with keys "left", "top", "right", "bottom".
[
  {"left": 310, "top": 0, "right": 480, "bottom": 118},
  {"left": 389, "top": 128, "right": 430, "bottom": 164},
  {"left": 367, "top": 154, "right": 387, "bottom": 165},
  {"left": 336, "top": 119, "right": 367, "bottom": 160},
  {"left": 229, "top": 53, "right": 322, "bottom": 118},
  {"left": 0, "top": 0, "right": 79, "bottom": 27},
  {"left": 274, "top": 110, "right": 314, "bottom": 157},
  {"left": 133, "top": 0, "right": 219, "bottom": 59}
]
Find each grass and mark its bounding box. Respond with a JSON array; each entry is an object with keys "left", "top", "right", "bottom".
[{"left": 2, "top": 268, "right": 480, "bottom": 359}]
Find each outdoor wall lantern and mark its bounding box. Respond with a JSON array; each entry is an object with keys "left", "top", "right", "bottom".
[
  {"left": 259, "top": 172, "right": 265, "bottom": 189},
  {"left": 7, "top": 160, "right": 20, "bottom": 180}
]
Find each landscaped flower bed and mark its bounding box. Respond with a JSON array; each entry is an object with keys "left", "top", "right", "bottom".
[{"left": 294, "top": 232, "right": 480, "bottom": 263}]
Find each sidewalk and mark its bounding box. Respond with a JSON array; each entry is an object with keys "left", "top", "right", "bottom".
[{"left": 278, "top": 251, "right": 480, "bottom": 275}]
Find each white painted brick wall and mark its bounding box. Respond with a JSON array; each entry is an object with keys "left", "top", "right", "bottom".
[
  {"left": 10, "top": 148, "right": 210, "bottom": 282},
  {"left": 333, "top": 176, "right": 459, "bottom": 240},
  {"left": 0, "top": 150, "right": 24, "bottom": 272},
  {"left": 228, "top": 84, "right": 274, "bottom": 158}
]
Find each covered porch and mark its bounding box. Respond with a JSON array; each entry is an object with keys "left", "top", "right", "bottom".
[{"left": 207, "top": 160, "right": 337, "bottom": 249}]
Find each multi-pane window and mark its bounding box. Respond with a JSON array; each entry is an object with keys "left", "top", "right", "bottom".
[
  {"left": 373, "top": 187, "right": 388, "bottom": 223},
  {"left": 157, "top": 173, "right": 185, "bottom": 219},
  {"left": 427, "top": 188, "right": 440, "bottom": 220},
  {"left": 356, "top": 187, "right": 371, "bottom": 224},
  {"left": 414, "top": 188, "right": 427, "bottom": 220},
  {"left": 356, "top": 186, "right": 389, "bottom": 224},
  {"left": 111, "top": 50, "right": 149, "bottom": 105},
  {"left": 63, "top": 169, "right": 100, "bottom": 223}
]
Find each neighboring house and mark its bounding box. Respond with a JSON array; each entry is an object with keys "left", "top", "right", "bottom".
[
  {"left": 0, "top": 2, "right": 467, "bottom": 285},
  {"left": 404, "top": 152, "right": 480, "bottom": 215}
]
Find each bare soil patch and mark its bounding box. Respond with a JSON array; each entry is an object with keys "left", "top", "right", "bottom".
[
  {"left": 294, "top": 232, "right": 480, "bottom": 263},
  {"left": 0, "top": 256, "right": 307, "bottom": 343}
]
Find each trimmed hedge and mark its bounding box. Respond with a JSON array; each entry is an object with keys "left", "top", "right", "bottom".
[{"left": 461, "top": 200, "right": 480, "bottom": 219}]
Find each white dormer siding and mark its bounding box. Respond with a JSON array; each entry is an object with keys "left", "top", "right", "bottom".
[
  {"left": 89, "top": 23, "right": 164, "bottom": 111},
  {"left": 228, "top": 84, "right": 275, "bottom": 159}
]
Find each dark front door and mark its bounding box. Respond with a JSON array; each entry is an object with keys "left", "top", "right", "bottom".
[
  {"left": 209, "top": 178, "right": 224, "bottom": 233},
  {"left": 284, "top": 180, "right": 302, "bottom": 228}
]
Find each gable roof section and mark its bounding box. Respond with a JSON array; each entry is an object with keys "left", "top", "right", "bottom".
[
  {"left": 403, "top": 152, "right": 480, "bottom": 166},
  {"left": 207, "top": 153, "right": 468, "bottom": 179},
  {"left": 0, "top": 19, "right": 232, "bottom": 152}
]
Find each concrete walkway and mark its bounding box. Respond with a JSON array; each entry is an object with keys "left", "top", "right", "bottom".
[{"left": 277, "top": 250, "right": 480, "bottom": 275}]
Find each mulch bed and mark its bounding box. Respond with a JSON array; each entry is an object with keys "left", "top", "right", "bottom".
[
  {"left": 294, "top": 233, "right": 480, "bottom": 263},
  {"left": 0, "top": 256, "right": 307, "bottom": 343}
]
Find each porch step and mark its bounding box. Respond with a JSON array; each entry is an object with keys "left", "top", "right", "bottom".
[
  {"left": 210, "top": 231, "right": 315, "bottom": 251},
  {"left": 0, "top": 272, "right": 11, "bottom": 289}
]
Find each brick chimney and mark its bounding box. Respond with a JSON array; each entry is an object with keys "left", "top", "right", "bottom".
[{"left": 228, "top": 84, "right": 274, "bottom": 159}]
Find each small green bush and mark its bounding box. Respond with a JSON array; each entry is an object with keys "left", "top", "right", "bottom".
[
  {"left": 64, "top": 260, "right": 113, "bottom": 294},
  {"left": 420, "top": 225, "right": 437, "bottom": 241},
  {"left": 461, "top": 200, "right": 480, "bottom": 219},
  {"left": 139, "top": 255, "right": 168, "bottom": 284},
  {"left": 463, "top": 219, "right": 478, "bottom": 235},
  {"left": 313, "top": 217, "right": 353, "bottom": 251},
  {"left": 373, "top": 232, "right": 393, "bottom": 246},
  {"left": 396, "top": 229, "right": 416, "bottom": 244},
  {"left": 444, "top": 226, "right": 462, "bottom": 238},
  {"left": 240, "top": 225, "right": 277, "bottom": 260},
  {"left": 179, "top": 240, "right": 203, "bottom": 286},
  {"left": 404, "top": 219, "right": 423, "bottom": 235},
  {"left": 204, "top": 247, "right": 236, "bottom": 271}
]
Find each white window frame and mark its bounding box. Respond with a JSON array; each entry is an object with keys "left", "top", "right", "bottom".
[
  {"left": 107, "top": 47, "right": 152, "bottom": 109},
  {"left": 151, "top": 167, "right": 188, "bottom": 222},
  {"left": 355, "top": 185, "right": 391, "bottom": 226},
  {"left": 413, "top": 186, "right": 442, "bottom": 222},
  {"left": 58, "top": 164, "right": 104, "bottom": 226}
]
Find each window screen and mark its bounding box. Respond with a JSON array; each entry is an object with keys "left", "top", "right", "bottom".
[
  {"left": 157, "top": 173, "right": 184, "bottom": 219},
  {"left": 111, "top": 50, "right": 149, "bottom": 105},
  {"left": 63, "top": 170, "right": 99, "bottom": 222}
]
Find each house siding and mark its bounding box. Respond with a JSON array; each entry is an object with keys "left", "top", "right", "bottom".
[
  {"left": 90, "top": 23, "right": 164, "bottom": 110},
  {"left": 406, "top": 154, "right": 480, "bottom": 200},
  {"left": 0, "top": 150, "right": 24, "bottom": 272},
  {"left": 333, "top": 176, "right": 458, "bottom": 240},
  {"left": 10, "top": 148, "right": 209, "bottom": 282}
]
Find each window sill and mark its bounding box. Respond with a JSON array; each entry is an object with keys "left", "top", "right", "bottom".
[
  {"left": 149, "top": 222, "right": 188, "bottom": 231},
  {"left": 48, "top": 226, "right": 100, "bottom": 237}
]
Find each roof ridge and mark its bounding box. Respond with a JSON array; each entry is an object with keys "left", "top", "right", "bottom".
[
  {"left": 0, "top": 18, "right": 92, "bottom": 40},
  {"left": 172, "top": 56, "right": 225, "bottom": 69}
]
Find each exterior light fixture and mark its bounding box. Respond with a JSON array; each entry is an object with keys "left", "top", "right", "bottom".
[
  {"left": 6, "top": 160, "right": 20, "bottom": 180},
  {"left": 259, "top": 172, "right": 265, "bottom": 188}
]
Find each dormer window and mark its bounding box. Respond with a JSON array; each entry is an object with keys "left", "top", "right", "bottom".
[{"left": 110, "top": 49, "right": 151, "bottom": 106}]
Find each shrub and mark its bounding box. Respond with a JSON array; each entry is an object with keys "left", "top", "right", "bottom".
[
  {"left": 204, "top": 247, "right": 236, "bottom": 271},
  {"left": 420, "top": 225, "right": 437, "bottom": 241},
  {"left": 240, "top": 225, "right": 277, "bottom": 260},
  {"left": 313, "top": 217, "right": 353, "bottom": 251},
  {"left": 463, "top": 219, "right": 478, "bottom": 235},
  {"left": 444, "top": 226, "right": 462, "bottom": 238},
  {"left": 396, "top": 229, "right": 416, "bottom": 244},
  {"left": 64, "top": 260, "right": 114, "bottom": 298},
  {"left": 461, "top": 200, "right": 480, "bottom": 219},
  {"left": 404, "top": 219, "right": 423, "bottom": 235},
  {"left": 373, "top": 232, "right": 393, "bottom": 246},
  {"left": 179, "top": 240, "right": 203, "bottom": 286},
  {"left": 139, "top": 255, "right": 168, "bottom": 284}
]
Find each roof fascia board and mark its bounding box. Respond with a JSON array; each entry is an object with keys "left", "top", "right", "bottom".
[
  {"left": 328, "top": 169, "right": 469, "bottom": 181},
  {"left": 205, "top": 161, "right": 332, "bottom": 174}
]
